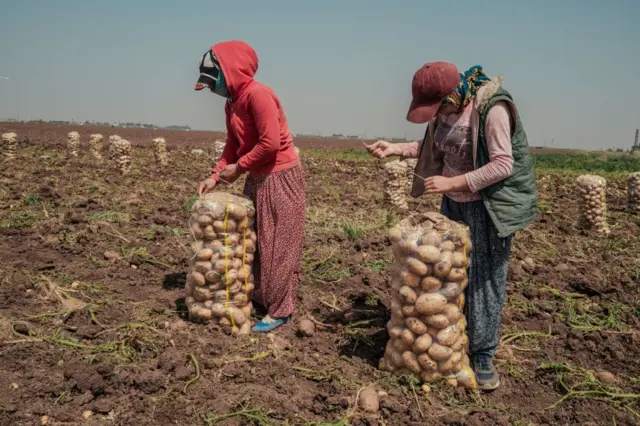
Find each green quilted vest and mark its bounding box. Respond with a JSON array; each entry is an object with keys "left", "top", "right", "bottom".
[{"left": 477, "top": 88, "right": 537, "bottom": 237}]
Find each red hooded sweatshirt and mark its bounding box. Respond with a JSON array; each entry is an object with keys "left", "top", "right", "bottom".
[{"left": 210, "top": 40, "right": 299, "bottom": 181}]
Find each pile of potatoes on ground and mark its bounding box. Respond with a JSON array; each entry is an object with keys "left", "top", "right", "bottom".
[
  {"left": 185, "top": 192, "right": 257, "bottom": 335},
  {"left": 577, "top": 174, "right": 610, "bottom": 234},
  {"left": 384, "top": 160, "right": 409, "bottom": 212},
  {"left": 381, "top": 211, "right": 476, "bottom": 389}
]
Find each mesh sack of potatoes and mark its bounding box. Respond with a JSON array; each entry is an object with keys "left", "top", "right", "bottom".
[
  {"left": 627, "top": 172, "right": 640, "bottom": 215},
  {"left": 108, "top": 135, "right": 121, "bottom": 162},
  {"left": 185, "top": 192, "right": 257, "bottom": 335},
  {"left": 403, "top": 158, "right": 418, "bottom": 191},
  {"left": 384, "top": 160, "right": 409, "bottom": 212},
  {"left": 380, "top": 211, "right": 477, "bottom": 389},
  {"left": 67, "top": 131, "right": 80, "bottom": 157},
  {"left": 89, "top": 134, "right": 103, "bottom": 160},
  {"left": 1, "top": 132, "right": 17, "bottom": 160},
  {"left": 212, "top": 140, "right": 226, "bottom": 166},
  {"left": 112, "top": 139, "right": 133, "bottom": 175},
  {"left": 153, "top": 137, "right": 169, "bottom": 166},
  {"left": 577, "top": 174, "right": 609, "bottom": 234}
]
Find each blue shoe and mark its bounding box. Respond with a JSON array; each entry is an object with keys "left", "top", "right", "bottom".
[
  {"left": 252, "top": 315, "right": 291, "bottom": 333},
  {"left": 472, "top": 355, "right": 500, "bottom": 390}
]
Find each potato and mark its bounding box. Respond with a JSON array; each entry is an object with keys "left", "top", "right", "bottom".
[
  {"left": 447, "top": 268, "right": 466, "bottom": 283},
  {"left": 228, "top": 306, "right": 247, "bottom": 325},
  {"left": 233, "top": 292, "right": 249, "bottom": 305},
  {"left": 191, "top": 271, "right": 206, "bottom": 287},
  {"left": 185, "top": 296, "right": 195, "bottom": 307},
  {"left": 441, "top": 304, "right": 461, "bottom": 324},
  {"left": 400, "top": 270, "right": 421, "bottom": 288},
  {"left": 413, "top": 334, "right": 433, "bottom": 353},
  {"left": 392, "top": 338, "right": 408, "bottom": 352},
  {"left": 245, "top": 239, "right": 256, "bottom": 254},
  {"left": 198, "top": 308, "right": 213, "bottom": 320},
  {"left": 455, "top": 368, "right": 476, "bottom": 389},
  {"left": 237, "top": 321, "right": 252, "bottom": 335},
  {"left": 450, "top": 336, "right": 465, "bottom": 352},
  {"left": 420, "top": 371, "right": 442, "bottom": 383},
  {"left": 406, "top": 257, "right": 429, "bottom": 276},
  {"left": 421, "top": 276, "right": 442, "bottom": 292},
  {"left": 417, "top": 352, "right": 438, "bottom": 371},
  {"left": 388, "top": 227, "right": 403, "bottom": 243},
  {"left": 400, "top": 328, "right": 416, "bottom": 346},
  {"left": 191, "top": 223, "right": 204, "bottom": 239},
  {"left": 386, "top": 348, "right": 404, "bottom": 368},
  {"left": 193, "top": 286, "right": 212, "bottom": 302},
  {"left": 204, "top": 270, "right": 221, "bottom": 284},
  {"left": 232, "top": 258, "right": 243, "bottom": 270},
  {"left": 242, "top": 281, "right": 255, "bottom": 294},
  {"left": 425, "top": 314, "right": 449, "bottom": 329},
  {"left": 449, "top": 351, "right": 462, "bottom": 368},
  {"left": 400, "top": 239, "right": 418, "bottom": 254},
  {"left": 415, "top": 245, "right": 441, "bottom": 264},
  {"left": 406, "top": 317, "right": 428, "bottom": 335},
  {"left": 415, "top": 293, "right": 447, "bottom": 315},
  {"left": 439, "top": 240, "right": 456, "bottom": 252},
  {"left": 358, "top": 387, "right": 380, "bottom": 413},
  {"left": 194, "top": 261, "right": 213, "bottom": 275},
  {"left": 399, "top": 286, "right": 417, "bottom": 305},
  {"left": 437, "top": 325, "right": 461, "bottom": 347},
  {"left": 229, "top": 204, "right": 248, "bottom": 221},
  {"left": 212, "top": 220, "right": 226, "bottom": 233},
  {"left": 434, "top": 251, "right": 453, "bottom": 277},
  {"left": 428, "top": 343, "right": 453, "bottom": 362},
  {"left": 402, "top": 351, "right": 422, "bottom": 374},
  {"left": 203, "top": 225, "right": 216, "bottom": 240},
  {"left": 451, "top": 251, "right": 467, "bottom": 268},
  {"left": 210, "top": 303, "right": 226, "bottom": 317},
  {"left": 388, "top": 325, "right": 404, "bottom": 340},
  {"left": 440, "top": 282, "right": 462, "bottom": 300},
  {"left": 198, "top": 215, "right": 213, "bottom": 226},
  {"left": 196, "top": 248, "right": 214, "bottom": 261},
  {"left": 191, "top": 241, "right": 204, "bottom": 254}
]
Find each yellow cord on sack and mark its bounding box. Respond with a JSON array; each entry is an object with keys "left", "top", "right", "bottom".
[
  {"left": 222, "top": 201, "right": 237, "bottom": 332},
  {"left": 242, "top": 225, "right": 248, "bottom": 295}
]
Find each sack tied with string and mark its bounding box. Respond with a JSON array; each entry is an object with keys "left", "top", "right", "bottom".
[
  {"left": 185, "top": 192, "right": 257, "bottom": 335},
  {"left": 381, "top": 211, "right": 477, "bottom": 389}
]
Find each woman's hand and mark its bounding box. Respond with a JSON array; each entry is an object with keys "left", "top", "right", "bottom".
[
  {"left": 197, "top": 178, "right": 217, "bottom": 196},
  {"left": 364, "top": 140, "right": 401, "bottom": 159},
  {"left": 219, "top": 164, "right": 242, "bottom": 183}
]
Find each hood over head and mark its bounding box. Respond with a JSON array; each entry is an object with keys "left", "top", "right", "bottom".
[{"left": 210, "top": 40, "right": 258, "bottom": 99}]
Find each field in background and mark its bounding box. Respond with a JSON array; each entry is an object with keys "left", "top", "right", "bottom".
[{"left": 0, "top": 123, "right": 639, "bottom": 425}]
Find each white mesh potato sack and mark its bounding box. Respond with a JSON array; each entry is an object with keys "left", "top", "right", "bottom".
[
  {"left": 185, "top": 192, "right": 257, "bottom": 335},
  {"left": 381, "top": 211, "right": 477, "bottom": 389}
]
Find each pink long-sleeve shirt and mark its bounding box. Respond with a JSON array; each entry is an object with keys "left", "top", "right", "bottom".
[{"left": 400, "top": 101, "right": 514, "bottom": 202}]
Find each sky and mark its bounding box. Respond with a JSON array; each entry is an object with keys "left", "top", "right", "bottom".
[{"left": 0, "top": 1, "right": 639, "bottom": 150}]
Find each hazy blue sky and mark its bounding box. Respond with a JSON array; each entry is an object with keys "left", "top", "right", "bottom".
[{"left": 1, "top": 1, "right": 639, "bottom": 149}]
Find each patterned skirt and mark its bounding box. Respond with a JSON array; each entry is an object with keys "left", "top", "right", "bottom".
[{"left": 243, "top": 165, "right": 307, "bottom": 318}]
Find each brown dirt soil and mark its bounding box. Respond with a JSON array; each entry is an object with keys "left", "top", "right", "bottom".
[{"left": 0, "top": 123, "right": 639, "bottom": 426}]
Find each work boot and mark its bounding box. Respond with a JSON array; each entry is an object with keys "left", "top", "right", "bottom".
[{"left": 472, "top": 355, "right": 500, "bottom": 390}]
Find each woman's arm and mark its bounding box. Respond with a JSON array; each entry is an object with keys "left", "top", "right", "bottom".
[
  {"left": 464, "top": 101, "right": 514, "bottom": 192},
  {"left": 236, "top": 90, "right": 280, "bottom": 172},
  {"left": 211, "top": 104, "right": 240, "bottom": 181}
]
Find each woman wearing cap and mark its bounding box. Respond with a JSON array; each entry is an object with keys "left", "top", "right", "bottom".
[
  {"left": 366, "top": 62, "right": 537, "bottom": 390},
  {"left": 195, "top": 40, "right": 306, "bottom": 333}
]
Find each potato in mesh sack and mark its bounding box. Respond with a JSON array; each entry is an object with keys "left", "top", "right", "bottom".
[
  {"left": 380, "top": 211, "right": 477, "bottom": 389},
  {"left": 185, "top": 192, "right": 257, "bottom": 335}
]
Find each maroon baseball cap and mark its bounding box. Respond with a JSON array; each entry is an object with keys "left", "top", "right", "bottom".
[{"left": 406, "top": 62, "right": 460, "bottom": 123}]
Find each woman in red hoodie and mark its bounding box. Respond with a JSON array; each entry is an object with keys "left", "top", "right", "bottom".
[{"left": 195, "top": 40, "right": 306, "bottom": 333}]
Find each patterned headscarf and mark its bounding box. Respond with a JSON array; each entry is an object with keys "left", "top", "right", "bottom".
[{"left": 443, "top": 65, "right": 490, "bottom": 112}]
